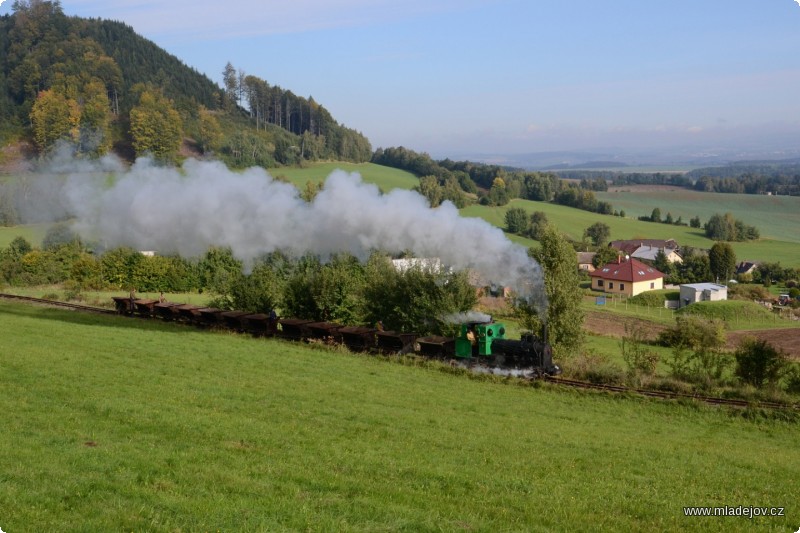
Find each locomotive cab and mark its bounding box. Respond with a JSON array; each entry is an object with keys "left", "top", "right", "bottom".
[{"left": 454, "top": 321, "right": 506, "bottom": 358}]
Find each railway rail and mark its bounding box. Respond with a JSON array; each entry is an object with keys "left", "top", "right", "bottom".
[
  {"left": 2, "top": 293, "right": 798, "bottom": 411},
  {"left": 0, "top": 293, "right": 117, "bottom": 315},
  {"left": 544, "top": 376, "right": 799, "bottom": 411}
]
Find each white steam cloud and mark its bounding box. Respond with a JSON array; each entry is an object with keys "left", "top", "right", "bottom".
[
  {"left": 443, "top": 311, "right": 493, "bottom": 324},
  {"left": 63, "top": 157, "right": 547, "bottom": 312}
]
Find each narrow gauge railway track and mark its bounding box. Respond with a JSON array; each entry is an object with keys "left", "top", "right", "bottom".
[
  {"left": 0, "top": 293, "right": 117, "bottom": 315},
  {"left": 544, "top": 376, "right": 799, "bottom": 411},
  {"left": 2, "top": 293, "right": 798, "bottom": 411}
]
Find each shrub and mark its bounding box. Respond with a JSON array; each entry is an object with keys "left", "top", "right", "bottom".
[
  {"left": 734, "top": 337, "right": 788, "bottom": 389},
  {"left": 565, "top": 350, "right": 625, "bottom": 385},
  {"left": 620, "top": 320, "right": 660, "bottom": 377},
  {"left": 628, "top": 291, "right": 677, "bottom": 307},
  {"left": 784, "top": 365, "right": 800, "bottom": 395},
  {"left": 728, "top": 283, "right": 769, "bottom": 301},
  {"left": 660, "top": 315, "right": 730, "bottom": 383}
]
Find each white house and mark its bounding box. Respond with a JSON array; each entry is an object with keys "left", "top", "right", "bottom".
[{"left": 679, "top": 283, "right": 728, "bottom": 308}]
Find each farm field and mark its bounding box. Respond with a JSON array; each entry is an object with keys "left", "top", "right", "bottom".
[
  {"left": 0, "top": 299, "right": 798, "bottom": 532},
  {"left": 268, "top": 162, "right": 418, "bottom": 191},
  {"left": 461, "top": 199, "right": 800, "bottom": 266},
  {"left": 597, "top": 185, "right": 800, "bottom": 244}
]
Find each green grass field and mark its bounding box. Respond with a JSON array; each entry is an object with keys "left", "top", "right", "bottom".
[
  {"left": 1, "top": 300, "right": 798, "bottom": 531},
  {"left": 597, "top": 187, "right": 800, "bottom": 244},
  {"left": 269, "top": 162, "right": 419, "bottom": 192},
  {"left": 0, "top": 223, "right": 49, "bottom": 248},
  {"left": 461, "top": 199, "right": 800, "bottom": 266}
]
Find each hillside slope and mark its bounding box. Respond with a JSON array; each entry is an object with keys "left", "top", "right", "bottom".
[{"left": 1, "top": 299, "right": 798, "bottom": 531}]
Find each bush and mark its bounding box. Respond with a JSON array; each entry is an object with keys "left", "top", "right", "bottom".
[
  {"left": 564, "top": 350, "right": 625, "bottom": 385},
  {"left": 734, "top": 337, "right": 788, "bottom": 389},
  {"left": 728, "top": 283, "right": 770, "bottom": 301},
  {"left": 628, "top": 290, "right": 678, "bottom": 307},
  {"left": 784, "top": 365, "right": 800, "bottom": 395},
  {"left": 620, "top": 321, "right": 660, "bottom": 377},
  {"left": 660, "top": 315, "right": 730, "bottom": 383}
]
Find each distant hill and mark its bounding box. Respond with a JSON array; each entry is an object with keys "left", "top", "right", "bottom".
[
  {"left": 0, "top": 1, "right": 370, "bottom": 166},
  {"left": 540, "top": 161, "right": 630, "bottom": 170}
]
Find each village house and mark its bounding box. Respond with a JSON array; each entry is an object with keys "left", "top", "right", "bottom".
[
  {"left": 679, "top": 283, "right": 728, "bottom": 308},
  {"left": 577, "top": 252, "right": 596, "bottom": 273},
  {"left": 609, "top": 239, "right": 682, "bottom": 264},
  {"left": 735, "top": 261, "right": 759, "bottom": 277},
  {"left": 590, "top": 256, "right": 664, "bottom": 297}
]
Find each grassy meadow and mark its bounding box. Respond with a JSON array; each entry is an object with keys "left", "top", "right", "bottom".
[
  {"left": 597, "top": 187, "right": 800, "bottom": 244},
  {"left": 461, "top": 199, "right": 800, "bottom": 266},
  {"left": 269, "top": 162, "right": 419, "bottom": 192},
  {"left": 1, "top": 299, "right": 799, "bottom": 532},
  {"left": 0, "top": 223, "right": 48, "bottom": 249}
]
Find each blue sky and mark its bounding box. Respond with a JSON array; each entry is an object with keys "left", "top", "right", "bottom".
[{"left": 4, "top": 0, "right": 800, "bottom": 159}]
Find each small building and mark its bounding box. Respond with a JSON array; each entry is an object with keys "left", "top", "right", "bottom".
[
  {"left": 577, "top": 252, "right": 596, "bottom": 273},
  {"left": 679, "top": 283, "right": 728, "bottom": 308},
  {"left": 609, "top": 239, "right": 682, "bottom": 264},
  {"left": 735, "top": 261, "right": 759, "bottom": 276},
  {"left": 590, "top": 257, "right": 664, "bottom": 297}
]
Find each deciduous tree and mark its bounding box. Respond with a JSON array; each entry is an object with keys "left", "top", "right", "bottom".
[
  {"left": 583, "top": 221, "right": 610, "bottom": 247},
  {"left": 29, "top": 88, "right": 80, "bottom": 151},
  {"left": 708, "top": 242, "right": 736, "bottom": 283},
  {"left": 523, "top": 225, "right": 585, "bottom": 356},
  {"left": 505, "top": 207, "right": 528, "bottom": 234},
  {"left": 129, "top": 88, "right": 183, "bottom": 161}
]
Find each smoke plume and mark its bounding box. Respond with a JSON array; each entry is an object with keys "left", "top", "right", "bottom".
[
  {"left": 443, "top": 311, "right": 493, "bottom": 324},
  {"left": 63, "top": 157, "right": 547, "bottom": 313}
]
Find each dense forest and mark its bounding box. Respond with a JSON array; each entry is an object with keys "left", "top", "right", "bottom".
[{"left": 0, "top": 0, "right": 370, "bottom": 165}]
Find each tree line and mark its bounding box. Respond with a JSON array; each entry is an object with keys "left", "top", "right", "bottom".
[
  {"left": 553, "top": 165, "right": 800, "bottom": 197},
  {"left": 0, "top": 231, "right": 478, "bottom": 337},
  {"left": 373, "top": 145, "right": 617, "bottom": 216}
]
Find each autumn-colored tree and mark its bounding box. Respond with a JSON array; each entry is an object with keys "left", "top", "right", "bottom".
[
  {"left": 196, "top": 106, "right": 222, "bottom": 154},
  {"left": 129, "top": 89, "right": 183, "bottom": 161},
  {"left": 77, "top": 80, "right": 112, "bottom": 155},
  {"left": 29, "top": 88, "right": 80, "bottom": 151}
]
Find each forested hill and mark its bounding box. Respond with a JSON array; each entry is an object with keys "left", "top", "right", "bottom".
[{"left": 0, "top": 0, "right": 371, "bottom": 166}]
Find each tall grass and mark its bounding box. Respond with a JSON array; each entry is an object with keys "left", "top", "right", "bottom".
[{"left": 0, "top": 300, "right": 798, "bottom": 531}]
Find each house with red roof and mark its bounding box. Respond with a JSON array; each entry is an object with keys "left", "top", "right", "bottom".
[{"left": 590, "top": 257, "right": 664, "bottom": 297}]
